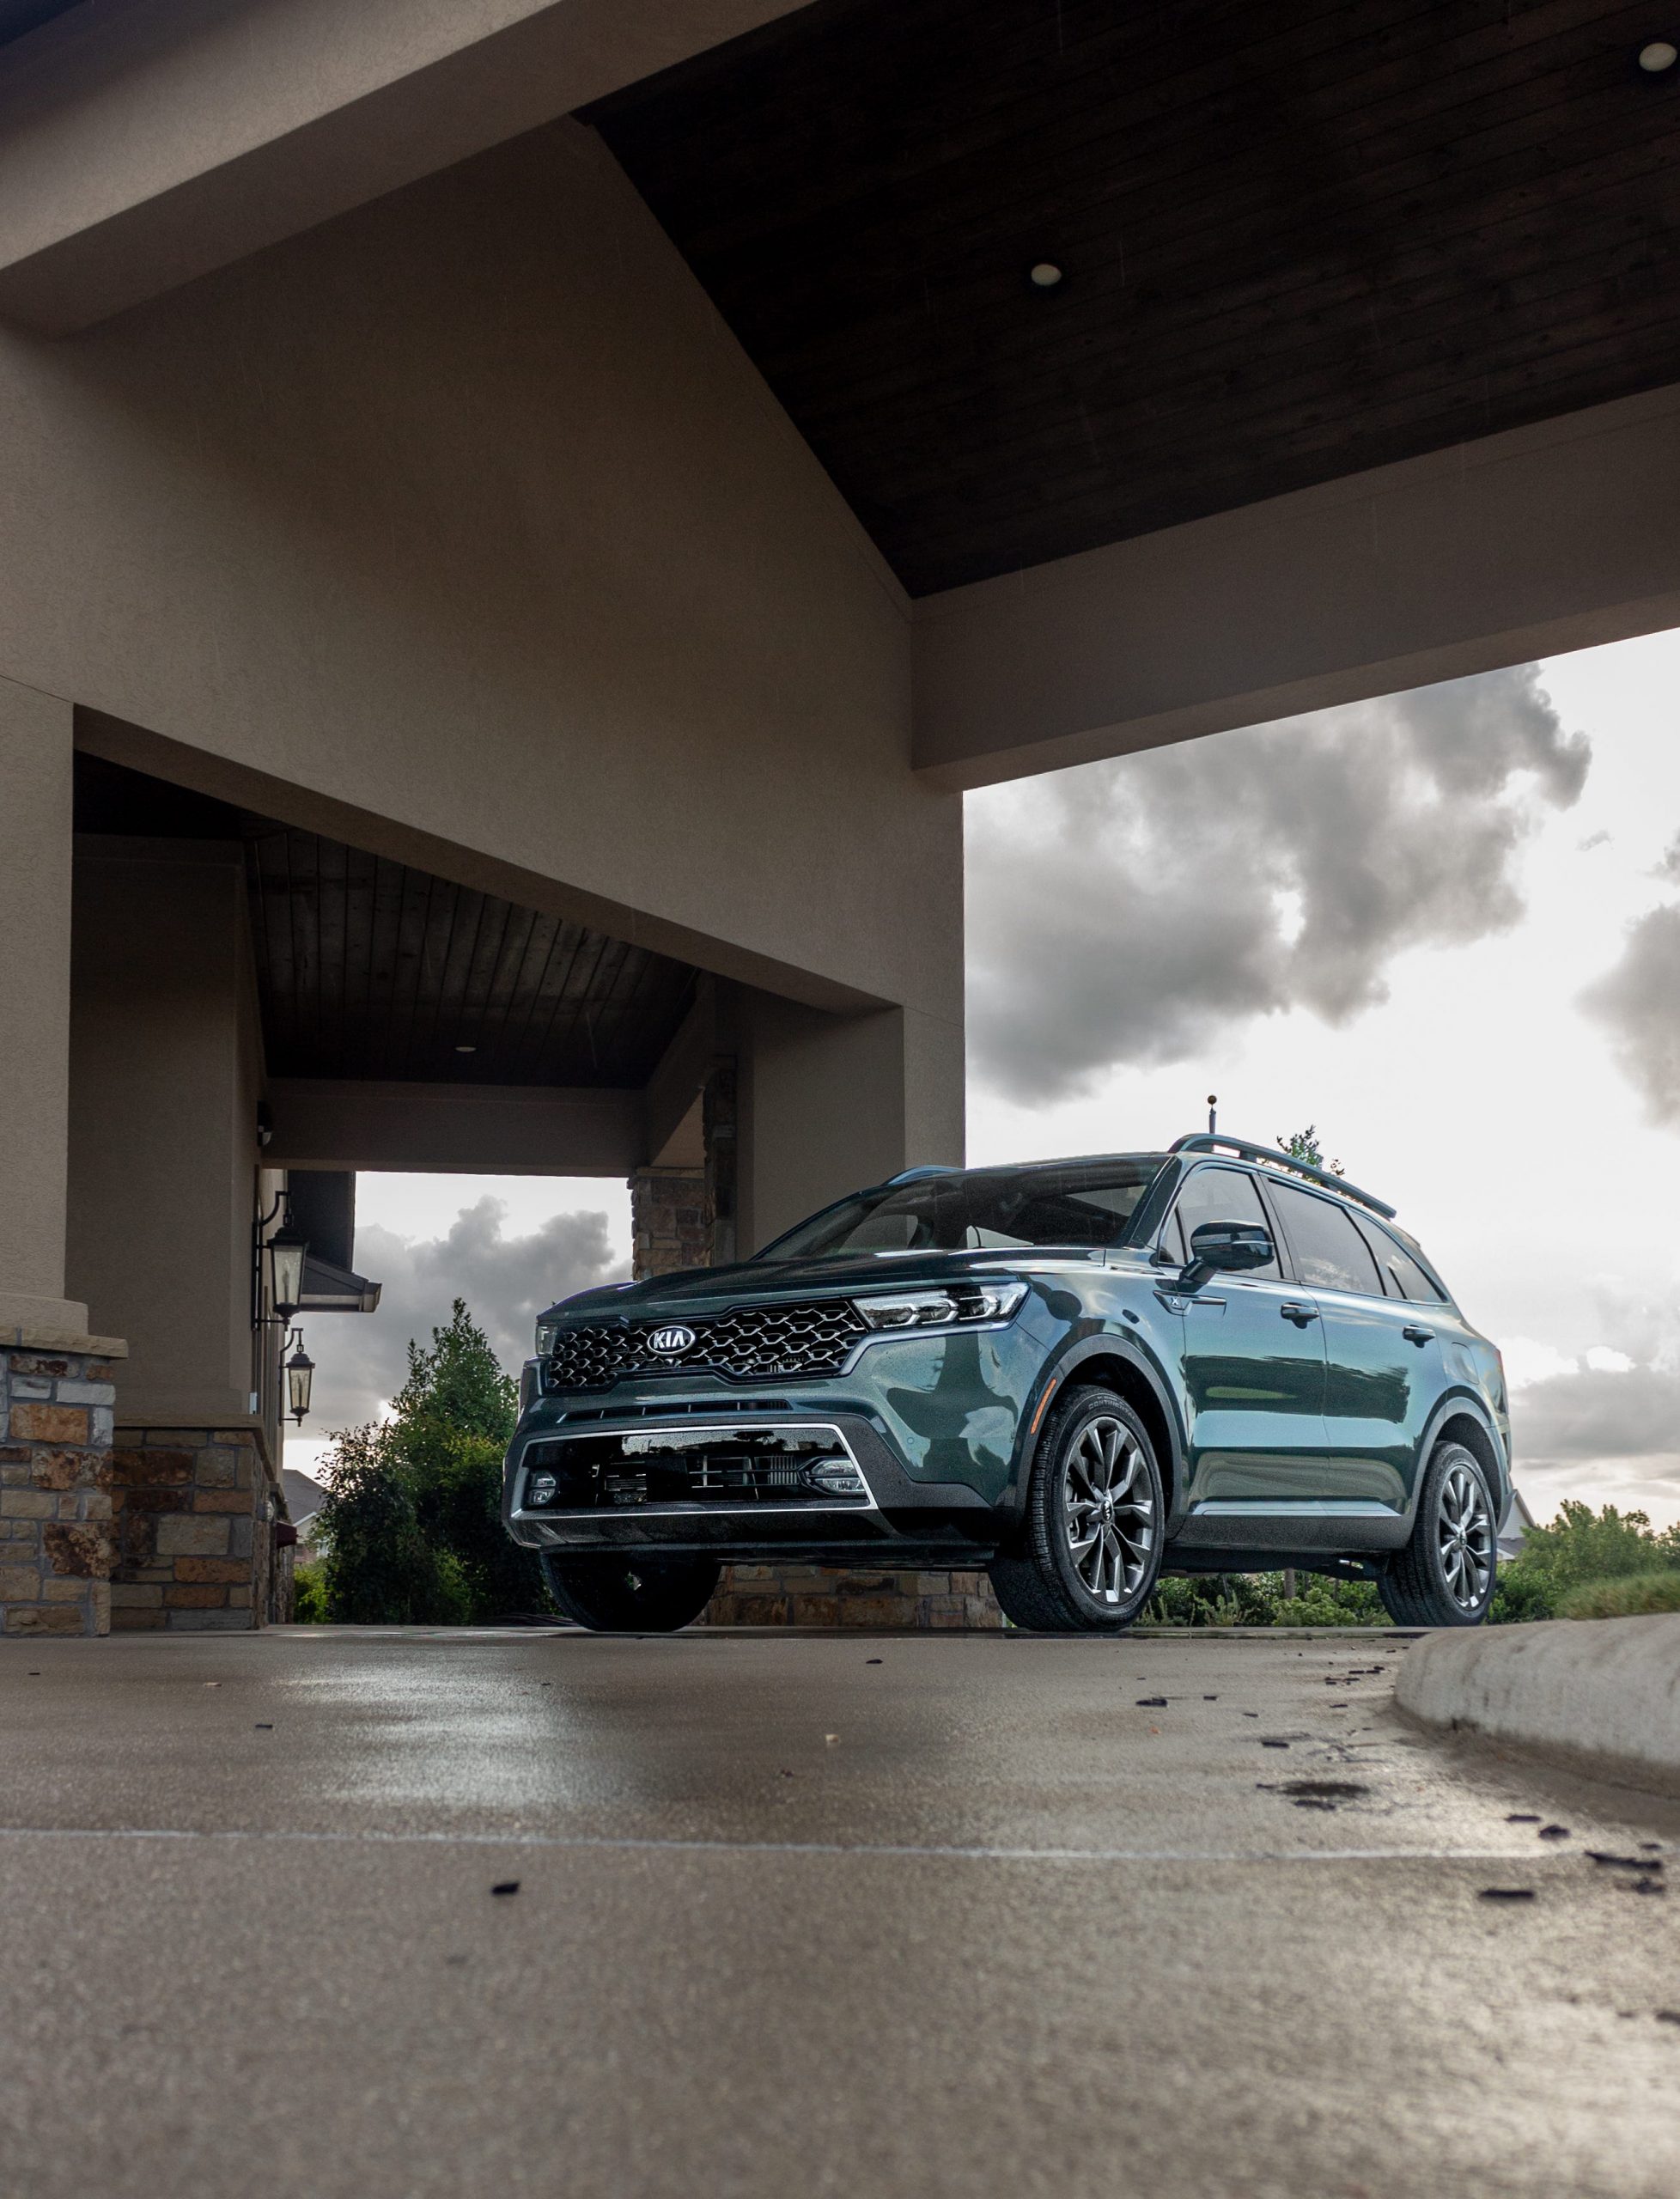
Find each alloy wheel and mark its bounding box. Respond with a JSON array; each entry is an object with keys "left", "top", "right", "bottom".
[
  {"left": 1437, "top": 1459, "right": 1494, "bottom": 1611},
  {"left": 1062, "top": 1415, "right": 1157, "bottom": 1605}
]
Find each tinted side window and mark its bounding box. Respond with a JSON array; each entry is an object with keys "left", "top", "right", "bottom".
[
  {"left": 1170, "top": 1167, "right": 1280, "bottom": 1279},
  {"left": 1267, "top": 1180, "right": 1383, "bottom": 1295},
  {"left": 1355, "top": 1218, "right": 1446, "bottom": 1303}
]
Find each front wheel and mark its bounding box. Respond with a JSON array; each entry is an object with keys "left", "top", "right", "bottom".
[
  {"left": 540, "top": 1554, "right": 721, "bottom": 1632},
  {"left": 989, "top": 1387, "right": 1166, "bottom": 1632},
  {"left": 1378, "top": 1442, "right": 1496, "bottom": 1627}
]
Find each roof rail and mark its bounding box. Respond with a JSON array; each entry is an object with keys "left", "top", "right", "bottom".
[
  {"left": 885, "top": 1163, "right": 961, "bottom": 1186},
  {"left": 1166, "top": 1132, "right": 1397, "bottom": 1220}
]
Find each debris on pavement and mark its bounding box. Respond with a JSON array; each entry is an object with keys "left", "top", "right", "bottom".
[
  {"left": 490, "top": 1881, "right": 520, "bottom": 1897},
  {"left": 1478, "top": 1888, "right": 1537, "bottom": 1903}
]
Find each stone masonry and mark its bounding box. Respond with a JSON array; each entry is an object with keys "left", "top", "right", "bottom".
[
  {"left": 708, "top": 1564, "right": 1001, "bottom": 1629},
  {"left": 629, "top": 1166, "right": 711, "bottom": 1277},
  {"left": 109, "top": 1426, "right": 274, "bottom": 1631},
  {"left": 0, "top": 1335, "right": 122, "bottom": 1637}
]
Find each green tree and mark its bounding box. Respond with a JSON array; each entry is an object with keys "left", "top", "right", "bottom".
[
  {"left": 382, "top": 1300, "right": 542, "bottom": 1620},
  {"left": 313, "top": 1300, "right": 549, "bottom": 1624},
  {"left": 1277, "top": 1124, "right": 1344, "bottom": 1176},
  {"left": 314, "top": 1422, "right": 472, "bottom": 1625}
]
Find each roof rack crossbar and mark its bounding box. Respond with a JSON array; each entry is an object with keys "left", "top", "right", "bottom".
[{"left": 1166, "top": 1132, "right": 1397, "bottom": 1220}]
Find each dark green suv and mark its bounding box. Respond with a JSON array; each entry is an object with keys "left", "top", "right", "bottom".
[{"left": 503, "top": 1133, "right": 1509, "bottom": 1634}]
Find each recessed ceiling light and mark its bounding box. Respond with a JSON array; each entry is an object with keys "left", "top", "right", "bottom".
[
  {"left": 454, "top": 1043, "right": 477, "bottom": 1054},
  {"left": 1028, "top": 261, "right": 1063, "bottom": 289},
  {"left": 1638, "top": 38, "right": 1677, "bottom": 70}
]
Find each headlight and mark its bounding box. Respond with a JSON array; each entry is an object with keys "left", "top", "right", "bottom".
[
  {"left": 534, "top": 1319, "right": 561, "bottom": 1358},
  {"left": 526, "top": 1469, "right": 559, "bottom": 1507},
  {"left": 852, "top": 1281, "right": 1027, "bottom": 1331}
]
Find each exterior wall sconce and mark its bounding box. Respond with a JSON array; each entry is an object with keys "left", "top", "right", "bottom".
[
  {"left": 285, "top": 1328, "right": 315, "bottom": 1424},
  {"left": 253, "top": 1190, "right": 310, "bottom": 1328}
]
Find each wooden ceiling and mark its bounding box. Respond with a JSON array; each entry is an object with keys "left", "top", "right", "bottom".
[
  {"left": 0, "top": 0, "right": 82, "bottom": 47},
  {"left": 589, "top": 0, "right": 1680, "bottom": 595},
  {"left": 75, "top": 756, "right": 698, "bottom": 1088}
]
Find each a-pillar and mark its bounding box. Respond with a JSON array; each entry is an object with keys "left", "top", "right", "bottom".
[{"left": 0, "top": 680, "right": 125, "bottom": 1637}]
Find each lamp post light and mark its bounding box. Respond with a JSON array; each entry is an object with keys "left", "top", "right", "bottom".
[{"left": 285, "top": 1330, "right": 315, "bottom": 1424}]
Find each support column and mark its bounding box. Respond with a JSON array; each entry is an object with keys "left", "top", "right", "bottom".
[
  {"left": 0, "top": 680, "right": 125, "bottom": 1634},
  {"left": 66, "top": 837, "right": 277, "bottom": 1631},
  {"left": 0, "top": 679, "right": 87, "bottom": 1337},
  {"left": 703, "top": 990, "right": 999, "bottom": 1631}
]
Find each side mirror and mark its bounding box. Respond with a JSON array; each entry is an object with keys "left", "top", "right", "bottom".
[{"left": 1181, "top": 1221, "right": 1274, "bottom": 1292}]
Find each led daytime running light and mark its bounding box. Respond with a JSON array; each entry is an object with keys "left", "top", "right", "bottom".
[{"left": 852, "top": 1281, "right": 1027, "bottom": 1331}]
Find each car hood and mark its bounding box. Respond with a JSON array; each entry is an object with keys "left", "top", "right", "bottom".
[{"left": 542, "top": 1245, "right": 1108, "bottom": 1323}]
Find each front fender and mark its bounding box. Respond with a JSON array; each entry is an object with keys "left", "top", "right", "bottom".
[{"left": 1001, "top": 1325, "right": 1190, "bottom": 1534}]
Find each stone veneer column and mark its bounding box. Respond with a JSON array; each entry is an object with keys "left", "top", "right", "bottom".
[
  {"left": 108, "top": 1427, "right": 275, "bottom": 1631},
  {"left": 0, "top": 1331, "right": 125, "bottom": 1636},
  {"left": 628, "top": 1167, "right": 711, "bottom": 1276}
]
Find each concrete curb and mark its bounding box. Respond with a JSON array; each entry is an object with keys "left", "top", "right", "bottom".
[{"left": 1395, "top": 1614, "right": 1680, "bottom": 1798}]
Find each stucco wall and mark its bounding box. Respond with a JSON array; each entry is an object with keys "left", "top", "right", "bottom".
[
  {"left": 0, "top": 118, "right": 963, "bottom": 1063},
  {"left": 66, "top": 839, "right": 262, "bottom": 1423},
  {"left": 0, "top": 679, "right": 82, "bottom": 1332}
]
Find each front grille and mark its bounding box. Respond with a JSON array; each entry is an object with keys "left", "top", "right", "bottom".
[{"left": 543, "top": 1301, "right": 866, "bottom": 1392}]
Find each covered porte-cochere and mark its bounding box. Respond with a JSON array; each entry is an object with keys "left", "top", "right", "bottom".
[{"left": 4, "top": 0, "right": 1680, "bottom": 1632}]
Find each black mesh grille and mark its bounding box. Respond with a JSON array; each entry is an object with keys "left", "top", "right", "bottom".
[{"left": 544, "top": 1301, "right": 867, "bottom": 1392}]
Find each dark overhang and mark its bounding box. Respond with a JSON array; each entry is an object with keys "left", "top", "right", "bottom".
[
  {"left": 589, "top": 0, "right": 1680, "bottom": 595},
  {"left": 73, "top": 754, "right": 700, "bottom": 1089}
]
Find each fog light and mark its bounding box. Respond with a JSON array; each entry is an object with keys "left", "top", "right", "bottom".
[
  {"left": 806, "top": 1458, "right": 867, "bottom": 1499},
  {"left": 527, "top": 1469, "right": 559, "bottom": 1507}
]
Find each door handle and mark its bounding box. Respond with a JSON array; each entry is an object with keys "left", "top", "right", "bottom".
[
  {"left": 1402, "top": 1324, "right": 1434, "bottom": 1345},
  {"left": 1279, "top": 1302, "right": 1318, "bottom": 1326}
]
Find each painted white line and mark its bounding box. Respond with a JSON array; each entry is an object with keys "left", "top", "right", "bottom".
[{"left": 0, "top": 1824, "right": 1540, "bottom": 1866}]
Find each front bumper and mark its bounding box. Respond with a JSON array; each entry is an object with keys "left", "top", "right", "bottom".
[{"left": 503, "top": 1405, "right": 1007, "bottom": 1565}]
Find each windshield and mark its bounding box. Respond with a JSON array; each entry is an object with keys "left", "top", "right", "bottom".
[{"left": 757, "top": 1158, "right": 1168, "bottom": 1259}]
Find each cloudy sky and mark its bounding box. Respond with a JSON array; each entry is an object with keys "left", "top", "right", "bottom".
[{"left": 290, "top": 627, "right": 1680, "bottom": 1526}]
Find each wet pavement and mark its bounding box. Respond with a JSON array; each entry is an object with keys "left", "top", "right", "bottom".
[{"left": 2, "top": 1625, "right": 1677, "bottom": 2198}]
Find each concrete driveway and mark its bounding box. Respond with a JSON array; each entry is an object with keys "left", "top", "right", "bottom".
[{"left": 2, "top": 1626, "right": 1677, "bottom": 2199}]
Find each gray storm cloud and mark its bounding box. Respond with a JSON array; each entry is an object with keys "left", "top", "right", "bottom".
[
  {"left": 1583, "top": 896, "right": 1680, "bottom": 1129},
  {"left": 306, "top": 1197, "right": 629, "bottom": 1433},
  {"left": 965, "top": 664, "right": 1589, "bottom": 1103}
]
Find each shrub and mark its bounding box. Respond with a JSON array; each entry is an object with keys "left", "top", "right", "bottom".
[
  {"left": 1489, "top": 1565, "right": 1557, "bottom": 1626},
  {"left": 1557, "top": 1569, "right": 1680, "bottom": 1621},
  {"left": 1143, "top": 1571, "right": 1388, "bottom": 1627},
  {"left": 1273, "top": 1576, "right": 1390, "bottom": 1627},
  {"left": 1489, "top": 1500, "right": 1680, "bottom": 1623},
  {"left": 291, "top": 1561, "right": 328, "bottom": 1624}
]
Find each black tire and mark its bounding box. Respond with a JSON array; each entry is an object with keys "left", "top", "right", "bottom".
[
  {"left": 1378, "top": 1441, "right": 1496, "bottom": 1627},
  {"left": 989, "top": 1386, "right": 1166, "bottom": 1633},
  {"left": 539, "top": 1553, "right": 721, "bottom": 1633}
]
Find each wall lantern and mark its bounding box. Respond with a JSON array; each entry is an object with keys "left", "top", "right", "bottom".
[
  {"left": 268, "top": 1218, "right": 309, "bottom": 1323},
  {"left": 254, "top": 1189, "right": 310, "bottom": 1329},
  {"left": 285, "top": 1330, "right": 315, "bottom": 1424}
]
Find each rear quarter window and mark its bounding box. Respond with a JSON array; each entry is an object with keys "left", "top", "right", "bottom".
[{"left": 1354, "top": 1217, "right": 1447, "bottom": 1303}]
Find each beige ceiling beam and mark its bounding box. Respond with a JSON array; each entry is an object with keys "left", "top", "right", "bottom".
[
  {"left": 265, "top": 1078, "right": 642, "bottom": 1177},
  {"left": 913, "top": 384, "right": 1680, "bottom": 791},
  {"left": 0, "top": 0, "right": 811, "bottom": 332}
]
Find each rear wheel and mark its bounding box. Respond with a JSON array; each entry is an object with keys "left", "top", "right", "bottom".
[
  {"left": 540, "top": 1554, "right": 721, "bottom": 1633},
  {"left": 989, "top": 1387, "right": 1166, "bottom": 1633},
  {"left": 1378, "top": 1441, "right": 1495, "bottom": 1627}
]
